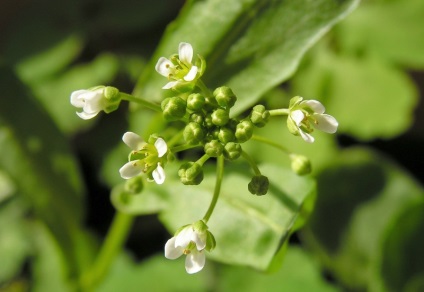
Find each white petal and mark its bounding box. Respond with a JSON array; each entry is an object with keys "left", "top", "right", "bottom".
[
  {"left": 119, "top": 161, "right": 143, "bottom": 179},
  {"left": 179, "top": 42, "right": 193, "bottom": 64},
  {"left": 302, "top": 100, "right": 325, "bottom": 114},
  {"left": 76, "top": 111, "right": 98, "bottom": 120},
  {"left": 154, "top": 138, "right": 168, "bottom": 157},
  {"left": 155, "top": 57, "right": 174, "bottom": 77},
  {"left": 313, "top": 114, "right": 338, "bottom": 133},
  {"left": 183, "top": 66, "right": 198, "bottom": 81},
  {"left": 81, "top": 91, "right": 104, "bottom": 113},
  {"left": 122, "top": 132, "right": 145, "bottom": 150},
  {"left": 165, "top": 237, "right": 184, "bottom": 259},
  {"left": 152, "top": 164, "right": 165, "bottom": 184},
  {"left": 185, "top": 251, "right": 205, "bottom": 274},
  {"left": 192, "top": 232, "right": 207, "bottom": 250},
  {"left": 290, "top": 110, "right": 305, "bottom": 126},
  {"left": 162, "top": 81, "right": 179, "bottom": 89},
  {"left": 299, "top": 130, "right": 315, "bottom": 143},
  {"left": 70, "top": 90, "right": 89, "bottom": 107},
  {"left": 175, "top": 226, "right": 194, "bottom": 248}
]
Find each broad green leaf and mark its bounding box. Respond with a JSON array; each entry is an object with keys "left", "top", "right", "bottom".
[
  {"left": 114, "top": 162, "right": 316, "bottom": 270},
  {"left": 134, "top": 0, "right": 359, "bottom": 116},
  {"left": 0, "top": 67, "right": 87, "bottom": 279},
  {"left": 0, "top": 199, "right": 32, "bottom": 284},
  {"left": 380, "top": 198, "right": 424, "bottom": 291},
  {"left": 96, "top": 253, "right": 210, "bottom": 292},
  {"left": 292, "top": 49, "right": 417, "bottom": 140},
  {"left": 337, "top": 0, "right": 424, "bottom": 68},
  {"left": 303, "top": 147, "right": 424, "bottom": 291},
  {"left": 217, "top": 246, "right": 340, "bottom": 292}
]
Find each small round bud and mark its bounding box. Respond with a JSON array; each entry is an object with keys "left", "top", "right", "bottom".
[
  {"left": 204, "top": 114, "right": 214, "bottom": 129},
  {"left": 104, "top": 86, "right": 120, "bottom": 102},
  {"left": 211, "top": 108, "right": 230, "bottom": 126},
  {"left": 178, "top": 162, "right": 204, "bottom": 185},
  {"left": 183, "top": 122, "right": 205, "bottom": 145},
  {"left": 213, "top": 86, "right": 237, "bottom": 108},
  {"left": 235, "top": 120, "right": 254, "bottom": 143},
  {"left": 223, "top": 142, "right": 242, "bottom": 161},
  {"left": 218, "top": 127, "right": 235, "bottom": 144},
  {"left": 250, "top": 104, "right": 270, "bottom": 128},
  {"left": 204, "top": 140, "right": 224, "bottom": 157},
  {"left": 124, "top": 176, "right": 144, "bottom": 194},
  {"left": 161, "top": 96, "right": 187, "bottom": 121},
  {"left": 190, "top": 112, "right": 204, "bottom": 124},
  {"left": 248, "top": 175, "right": 269, "bottom": 196},
  {"left": 187, "top": 93, "right": 205, "bottom": 111},
  {"left": 290, "top": 154, "right": 312, "bottom": 176}
]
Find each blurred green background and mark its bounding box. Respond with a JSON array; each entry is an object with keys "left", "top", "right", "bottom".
[{"left": 1, "top": 0, "right": 424, "bottom": 291}]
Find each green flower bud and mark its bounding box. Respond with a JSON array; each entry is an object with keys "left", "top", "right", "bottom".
[
  {"left": 104, "top": 86, "right": 120, "bottom": 102},
  {"left": 250, "top": 104, "right": 270, "bottom": 128},
  {"left": 190, "top": 112, "right": 204, "bottom": 124},
  {"left": 124, "top": 176, "right": 144, "bottom": 194},
  {"left": 223, "top": 142, "right": 242, "bottom": 161},
  {"left": 213, "top": 86, "right": 237, "bottom": 108},
  {"left": 218, "top": 127, "right": 235, "bottom": 144},
  {"left": 183, "top": 122, "right": 205, "bottom": 145},
  {"left": 204, "top": 140, "right": 224, "bottom": 157},
  {"left": 161, "top": 96, "right": 187, "bottom": 121},
  {"left": 204, "top": 113, "right": 214, "bottom": 128},
  {"left": 235, "top": 120, "right": 254, "bottom": 143},
  {"left": 187, "top": 93, "right": 205, "bottom": 111},
  {"left": 205, "top": 96, "right": 218, "bottom": 110},
  {"left": 290, "top": 154, "right": 312, "bottom": 176},
  {"left": 211, "top": 108, "right": 230, "bottom": 126},
  {"left": 248, "top": 175, "right": 269, "bottom": 196},
  {"left": 178, "top": 162, "right": 204, "bottom": 185}
]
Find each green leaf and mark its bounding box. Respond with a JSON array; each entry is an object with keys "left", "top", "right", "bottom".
[
  {"left": 217, "top": 246, "right": 340, "bottom": 292},
  {"left": 0, "top": 67, "right": 87, "bottom": 279},
  {"left": 134, "top": 0, "right": 359, "bottom": 115},
  {"left": 337, "top": 0, "right": 424, "bottom": 68},
  {"left": 114, "top": 162, "right": 316, "bottom": 270},
  {"left": 303, "top": 147, "right": 424, "bottom": 291},
  {"left": 292, "top": 50, "right": 418, "bottom": 140}
]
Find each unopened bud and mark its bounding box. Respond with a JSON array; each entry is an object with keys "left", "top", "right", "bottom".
[
  {"left": 218, "top": 127, "right": 235, "bottom": 144},
  {"left": 250, "top": 104, "right": 269, "bottom": 128},
  {"left": 235, "top": 120, "right": 254, "bottom": 143},
  {"left": 161, "top": 96, "right": 187, "bottom": 121},
  {"left": 204, "top": 140, "right": 224, "bottom": 157},
  {"left": 290, "top": 154, "right": 312, "bottom": 175},
  {"left": 178, "top": 162, "right": 204, "bottom": 185},
  {"left": 248, "top": 175, "right": 269, "bottom": 196},
  {"left": 223, "top": 142, "right": 242, "bottom": 161},
  {"left": 213, "top": 86, "right": 237, "bottom": 109},
  {"left": 190, "top": 112, "right": 204, "bottom": 124},
  {"left": 211, "top": 108, "right": 230, "bottom": 126},
  {"left": 187, "top": 93, "right": 205, "bottom": 111},
  {"left": 183, "top": 122, "right": 205, "bottom": 145}
]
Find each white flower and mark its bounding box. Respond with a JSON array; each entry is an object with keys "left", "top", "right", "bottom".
[
  {"left": 70, "top": 86, "right": 121, "bottom": 119},
  {"left": 155, "top": 42, "right": 200, "bottom": 89},
  {"left": 70, "top": 88, "right": 106, "bottom": 120},
  {"left": 288, "top": 98, "right": 338, "bottom": 143},
  {"left": 119, "top": 132, "right": 168, "bottom": 184},
  {"left": 164, "top": 221, "right": 215, "bottom": 274}
]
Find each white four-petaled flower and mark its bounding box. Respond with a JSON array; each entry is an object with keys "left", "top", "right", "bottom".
[
  {"left": 288, "top": 98, "right": 338, "bottom": 143},
  {"left": 70, "top": 88, "right": 107, "bottom": 120},
  {"left": 155, "top": 42, "right": 199, "bottom": 89},
  {"left": 164, "top": 225, "right": 208, "bottom": 274},
  {"left": 119, "top": 132, "right": 168, "bottom": 184}
]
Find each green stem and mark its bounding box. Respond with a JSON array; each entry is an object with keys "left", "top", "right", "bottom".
[
  {"left": 196, "top": 79, "right": 213, "bottom": 98},
  {"left": 167, "top": 130, "right": 184, "bottom": 147},
  {"left": 196, "top": 154, "right": 210, "bottom": 166},
  {"left": 82, "top": 211, "right": 134, "bottom": 290},
  {"left": 120, "top": 93, "right": 162, "bottom": 112},
  {"left": 268, "top": 108, "right": 290, "bottom": 116},
  {"left": 241, "top": 151, "right": 261, "bottom": 176},
  {"left": 251, "top": 135, "right": 291, "bottom": 154},
  {"left": 171, "top": 144, "right": 199, "bottom": 153},
  {"left": 203, "top": 155, "right": 224, "bottom": 223}
]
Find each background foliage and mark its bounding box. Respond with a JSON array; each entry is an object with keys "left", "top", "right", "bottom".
[{"left": 0, "top": 0, "right": 423, "bottom": 291}]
